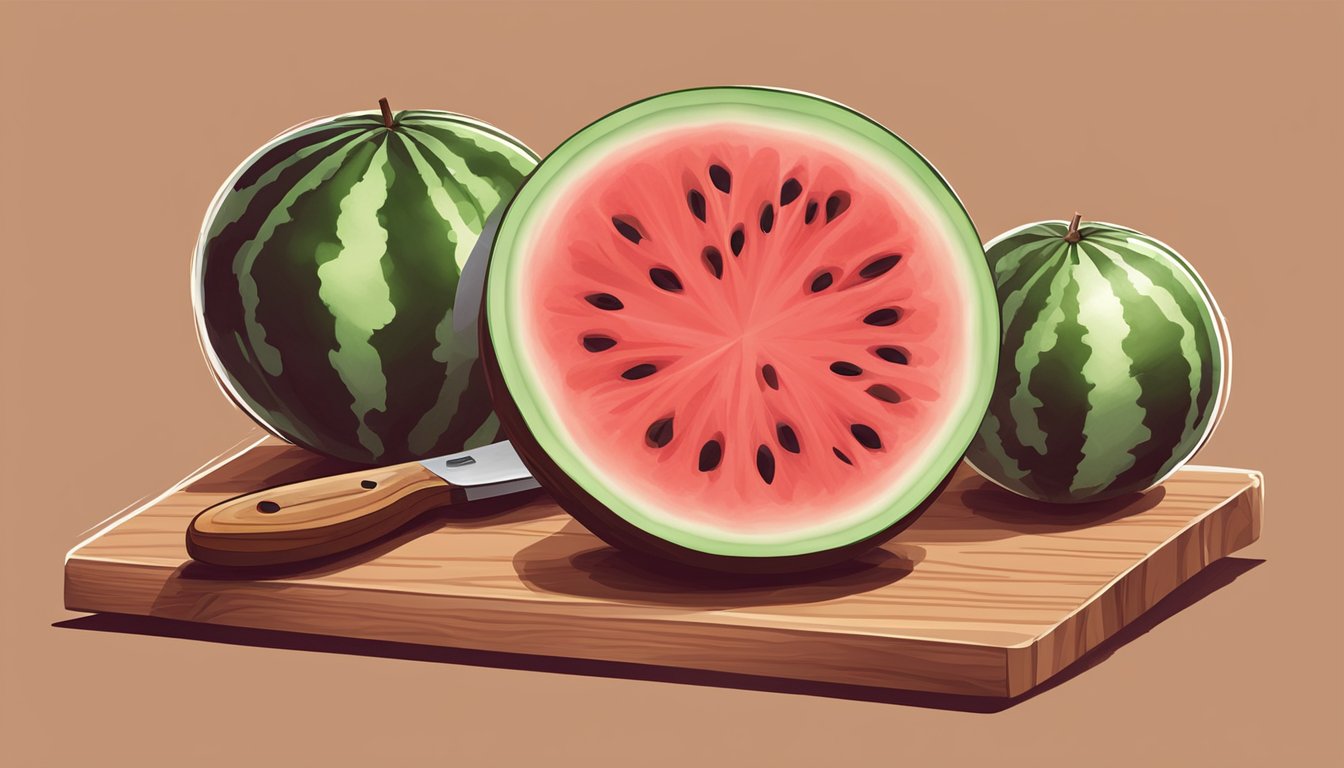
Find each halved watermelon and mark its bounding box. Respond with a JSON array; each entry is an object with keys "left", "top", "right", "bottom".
[{"left": 483, "top": 87, "right": 998, "bottom": 573}]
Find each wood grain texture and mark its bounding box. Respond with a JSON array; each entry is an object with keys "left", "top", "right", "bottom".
[{"left": 64, "top": 437, "right": 1263, "bottom": 697}]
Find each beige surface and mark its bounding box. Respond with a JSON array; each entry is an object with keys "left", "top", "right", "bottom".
[
  {"left": 2, "top": 0, "right": 1341, "bottom": 765},
  {"left": 65, "top": 438, "right": 1262, "bottom": 697}
]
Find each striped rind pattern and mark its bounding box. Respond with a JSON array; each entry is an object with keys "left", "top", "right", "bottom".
[
  {"left": 966, "top": 220, "right": 1229, "bottom": 503},
  {"left": 193, "top": 109, "right": 537, "bottom": 465}
]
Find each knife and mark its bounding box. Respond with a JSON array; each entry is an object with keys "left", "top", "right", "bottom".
[{"left": 186, "top": 440, "right": 539, "bottom": 568}]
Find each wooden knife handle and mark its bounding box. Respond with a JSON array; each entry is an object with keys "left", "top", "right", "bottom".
[{"left": 186, "top": 462, "right": 459, "bottom": 568}]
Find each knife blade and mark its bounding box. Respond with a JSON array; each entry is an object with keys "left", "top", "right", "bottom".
[{"left": 186, "top": 440, "right": 539, "bottom": 568}]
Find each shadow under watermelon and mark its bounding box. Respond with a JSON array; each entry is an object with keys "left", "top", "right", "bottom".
[{"left": 512, "top": 518, "right": 923, "bottom": 608}]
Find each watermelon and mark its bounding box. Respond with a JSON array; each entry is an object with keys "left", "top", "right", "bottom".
[
  {"left": 966, "top": 215, "right": 1231, "bottom": 503},
  {"left": 193, "top": 100, "right": 537, "bottom": 465},
  {"left": 482, "top": 87, "right": 999, "bottom": 573}
]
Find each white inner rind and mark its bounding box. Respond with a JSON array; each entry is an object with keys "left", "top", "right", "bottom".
[{"left": 489, "top": 89, "right": 997, "bottom": 557}]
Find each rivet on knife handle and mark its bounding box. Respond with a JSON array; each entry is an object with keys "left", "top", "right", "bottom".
[{"left": 186, "top": 462, "right": 459, "bottom": 568}]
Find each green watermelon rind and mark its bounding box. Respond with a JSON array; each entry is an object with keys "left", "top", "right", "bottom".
[
  {"left": 192, "top": 108, "right": 538, "bottom": 465},
  {"left": 485, "top": 86, "right": 999, "bottom": 561},
  {"left": 967, "top": 219, "right": 1232, "bottom": 503}
]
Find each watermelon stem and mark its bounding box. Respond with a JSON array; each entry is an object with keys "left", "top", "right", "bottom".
[
  {"left": 378, "top": 97, "right": 395, "bottom": 130},
  {"left": 1064, "top": 212, "right": 1083, "bottom": 243}
]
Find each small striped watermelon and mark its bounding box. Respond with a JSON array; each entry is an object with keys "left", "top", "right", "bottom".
[
  {"left": 193, "top": 100, "right": 537, "bottom": 465},
  {"left": 967, "top": 215, "right": 1230, "bottom": 503}
]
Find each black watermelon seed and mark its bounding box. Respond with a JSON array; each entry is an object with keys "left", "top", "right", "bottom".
[
  {"left": 709, "top": 164, "right": 732, "bottom": 193},
  {"left": 859, "top": 254, "right": 902, "bottom": 279},
  {"left": 776, "top": 423, "right": 800, "bottom": 454},
  {"left": 582, "top": 335, "right": 616, "bottom": 352},
  {"left": 730, "top": 226, "right": 745, "bottom": 256},
  {"left": 761, "top": 364, "right": 780, "bottom": 390},
  {"left": 585, "top": 293, "right": 624, "bottom": 311},
  {"left": 851, "top": 423, "right": 882, "bottom": 450},
  {"left": 804, "top": 200, "right": 818, "bottom": 224},
  {"left": 256, "top": 500, "right": 280, "bottom": 513},
  {"left": 867, "top": 384, "right": 903, "bottom": 403},
  {"left": 649, "top": 267, "right": 683, "bottom": 292},
  {"left": 809, "top": 271, "right": 834, "bottom": 293},
  {"left": 698, "top": 439, "right": 723, "bottom": 472},
  {"left": 756, "top": 444, "right": 776, "bottom": 484},
  {"left": 863, "top": 308, "right": 900, "bottom": 326},
  {"left": 621, "top": 363, "right": 657, "bottom": 380},
  {"left": 645, "top": 417, "right": 674, "bottom": 448},
  {"left": 833, "top": 447, "right": 853, "bottom": 465},
  {"left": 703, "top": 246, "right": 724, "bottom": 279},
  {"left": 780, "top": 178, "right": 802, "bottom": 206},
  {"left": 825, "top": 192, "right": 851, "bottom": 222},
  {"left": 876, "top": 346, "right": 909, "bottom": 364},
  {"left": 360, "top": 479, "right": 377, "bottom": 489},
  {"left": 687, "top": 189, "right": 706, "bottom": 222},
  {"left": 759, "top": 204, "right": 774, "bottom": 233},
  {"left": 612, "top": 216, "right": 642, "bottom": 244},
  {"left": 830, "top": 361, "right": 862, "bottom": 376}
]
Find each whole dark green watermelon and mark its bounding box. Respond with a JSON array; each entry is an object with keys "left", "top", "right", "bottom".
[
  {"left": 193, "top": 101, "right": 537, "bottom": 465},
  {"left": 966, "top": 216, "right": 1231, "bottom": 503}
]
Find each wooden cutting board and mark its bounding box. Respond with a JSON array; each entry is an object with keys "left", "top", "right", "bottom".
[{"left": 64, "top": 435, "right": 1262, "bottom": 698}]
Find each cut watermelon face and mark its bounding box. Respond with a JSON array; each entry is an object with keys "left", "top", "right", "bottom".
[{"left": 485, "top": 88, "right": 997, "bottom": 571}]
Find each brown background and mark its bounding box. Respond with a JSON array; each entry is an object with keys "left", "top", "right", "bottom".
[{"left": 3, "top": 1, "right": 1341, "bottom": 765}]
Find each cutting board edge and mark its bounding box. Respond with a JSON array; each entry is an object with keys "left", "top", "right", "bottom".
[
  {"left": 1028, "top": 468, "right": 1262, "bottom": 645},
  {"left": 62, "top": 556, "right": 1025, "bottom": 697},
  {"left": 1004, "top": 474, "right": 1263, "bottom": 696},
  {"left": 62, "top": 553, "right": 1039, "bottom": 648},
  {"left": 62, "top": 432, "right": 273, "bottom": 566}
]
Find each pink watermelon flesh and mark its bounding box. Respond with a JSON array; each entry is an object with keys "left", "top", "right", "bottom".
[{"left": 518, "top": 126, "right": 972, "bottom": 537}]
